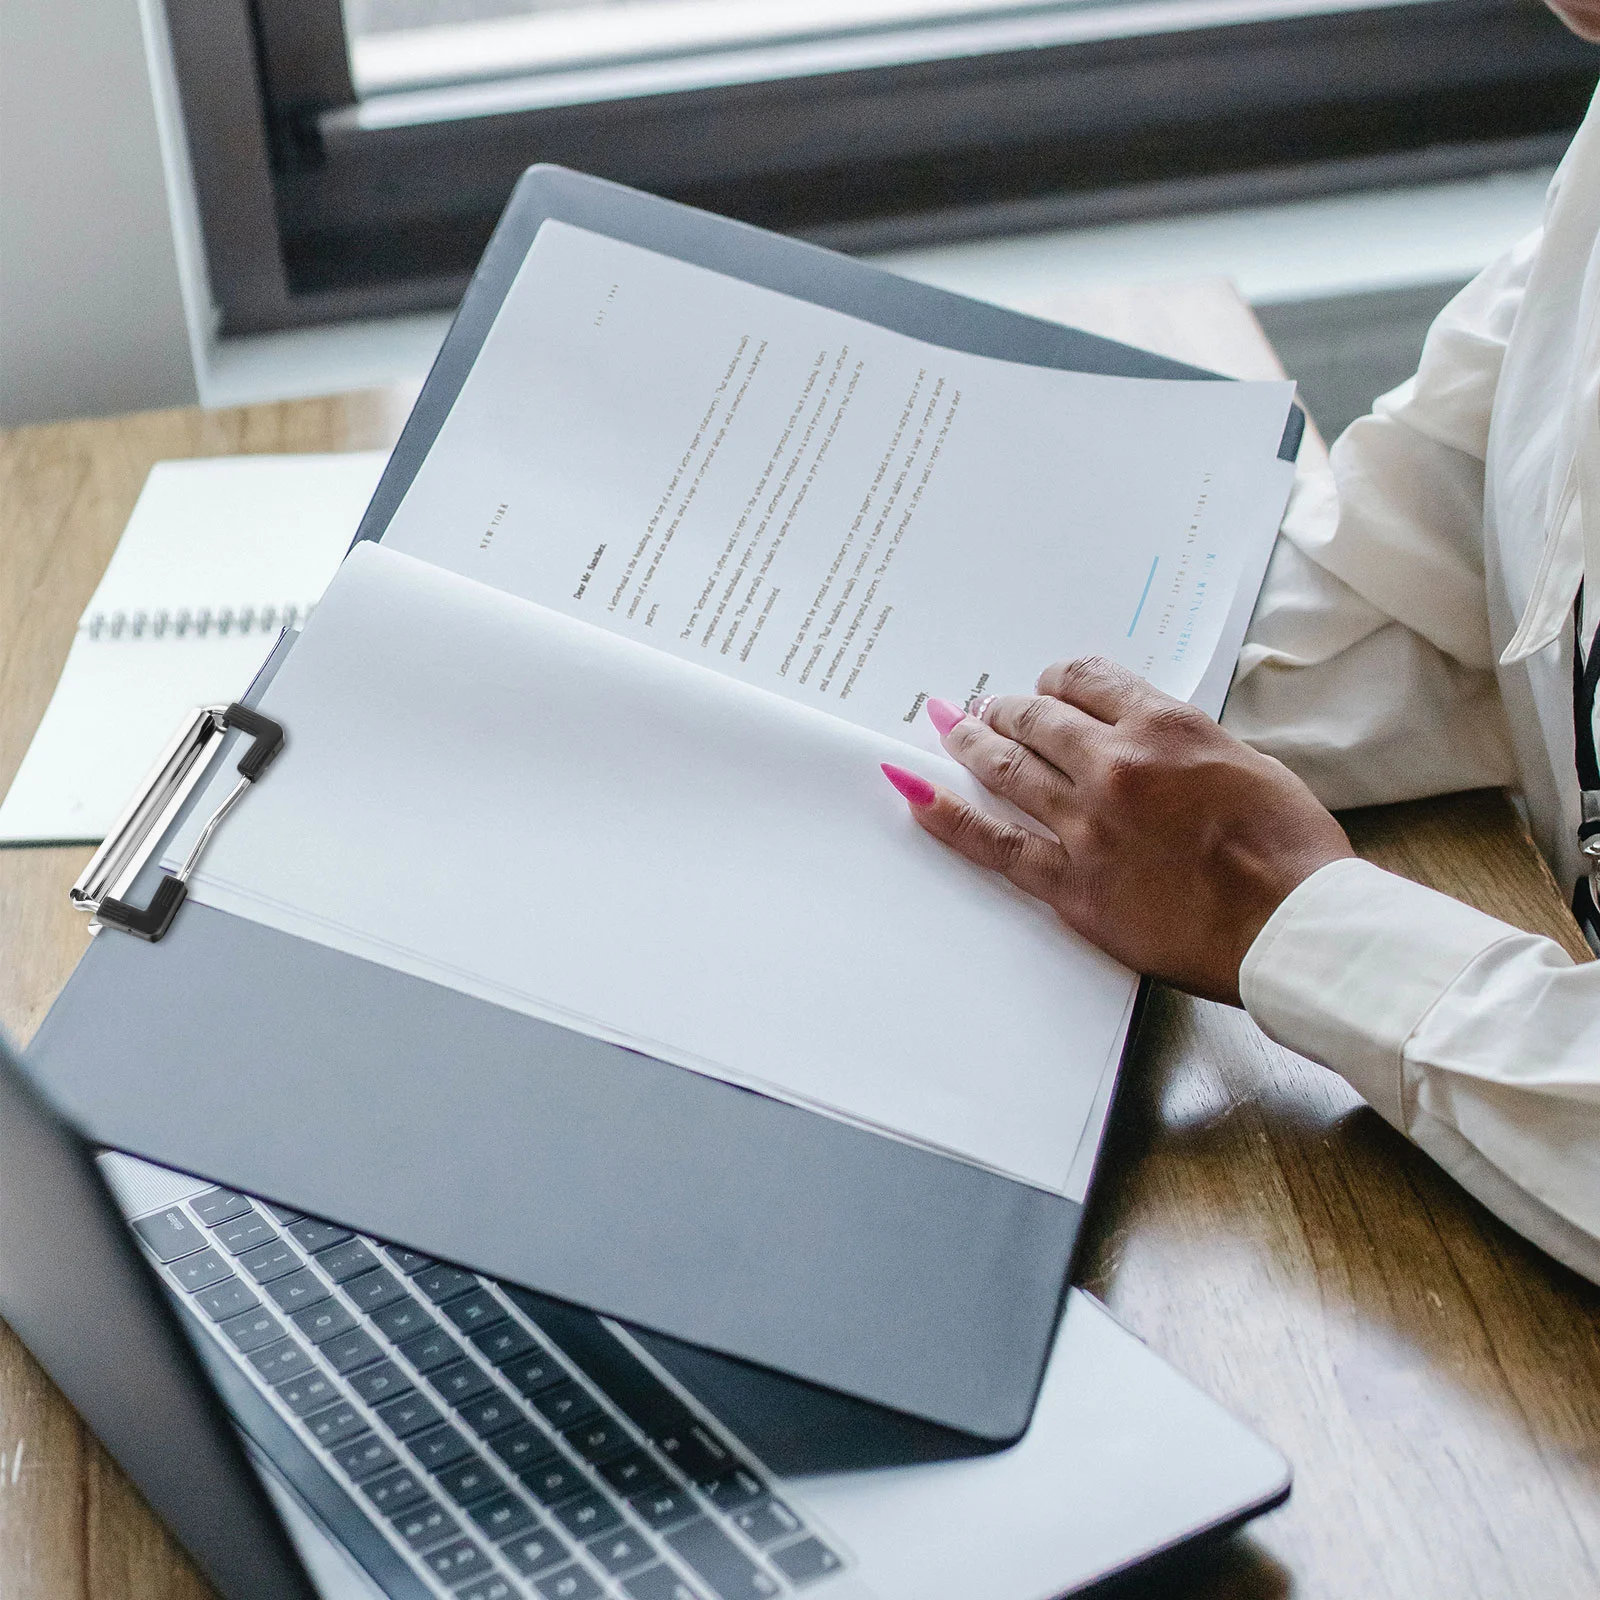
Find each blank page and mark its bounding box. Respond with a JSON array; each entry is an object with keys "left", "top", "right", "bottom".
[{"left": 175, "top": 544, "right": 1137, "bottom": 1193}]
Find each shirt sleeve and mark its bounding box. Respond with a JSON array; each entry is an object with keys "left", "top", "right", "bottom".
[
  {"left": 1241, "top": 857, "right": 1600, "bottom": 1284},
  {"left": 1220, "top": 228, "right": 1547, "bottom": 807}
]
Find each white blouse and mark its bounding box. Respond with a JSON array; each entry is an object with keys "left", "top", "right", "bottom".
[{"left": 1222, "top": 87, "right": 1600, "bottom": 1284}]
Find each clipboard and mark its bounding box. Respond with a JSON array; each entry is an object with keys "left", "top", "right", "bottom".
[{"left": 26, "top": 166, "right": 1298, "bottom": 1442}]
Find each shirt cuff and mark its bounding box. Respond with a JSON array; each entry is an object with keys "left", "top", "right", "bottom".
[{"left": 1239, "top": 857, "right": 1521, "bottom": 1127}]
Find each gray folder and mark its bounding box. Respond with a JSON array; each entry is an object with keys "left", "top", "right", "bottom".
[{"left": 27, "top": 166, "right": 1297, "bottom": 1442}]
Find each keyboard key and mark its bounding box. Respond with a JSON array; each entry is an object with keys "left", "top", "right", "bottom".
[
  {"left": 371, "top": 1297, "right": 436, "bottom": 1344},
  {"left": 292, "top": 1299, "right": 357, "bottom": 1345},
  {"left": 397, "top": 1325, "right": 460, "bottom": 1374},
  {"left": 472, "top": 1321, "right": 539, "bottom": 1365},
  {"left": 376, "top": 1391, "right": 445, "bottom": 1438},
  {"left": 212, "top": 1209, "right": 278, "bottom": 1256},
  {"left": 563, "top": 1416, "right": 633, "bottom": 1464},
  {"left": 435, "top": 1455, "right": 503, "bottom": 1508},
  {"left": 334, "top": 1434, "right": 398, "bottom": 1481},
  {"left": 730, "top": 1500, "right": 802, "bottom": 1548},
  {"left": 550, "top": 1490, "right": 621, "bottom": 1541},
  {"left": 247, "top": 1338, "right": 313, "bottom": 1385},
  {"left": 218, "top": 1306, "right": 284, "bottom": 1353},
  {"left": 391, "top": 1498, "right": 460, "bottom": 1552},
  {"left": 275, "top": 1371, "right": 342, "bottom": 1417},
  {"left": 195, "top": 1276, "right": 261, "bottom": 1322},
  {"left": 132, "top": 1207, "right": 204, "bottom": 1262},
  {"left": 667, "top": 1519, "right": 781, "bottom": 1598},
  {"left": 534, "top": 1565, "right": 602, "bottom": 1600},
  {"left": 622, "top": 1566, "right": 703, "bottom": 1600},
  {"left": 508, "top": 1299, "right": 689, "bottom": 1440},
  {"left": 652, "top": 1423, "right": 732, "bottom": 1484},
  {"left": 441, "top": 1288, "right": 506, "bottom": 1334},
  {"left": 612, "top": 1388, "right": 702, "bottom": 1449},
  {"left": 287, "top": 1217, "right": 353, "bottom": 1254},
  {"left": 408, "top": 1423, "right": 474, "bottom": 1472},
  {"left": 262, "top": 1202, "right": 304, "bottom": 1224},
  {"left": 384, "top": 1244, "right": 435, "bottom": 1274},
  {"left": 599, "top": 1452, "right": 666, "bottom": 1497},
  {"left": 190, "top": 1188, "right": 252, "bottom": 1226},
  {"left": 521, "top": 1455, "right": 588, "bottom": 1507},
  {"left": 702, "top": 1468, "right": 764, "bottom": 1512},
  {"left": 264, "top": 1269, "right": 329, "bottom": 1313},
  {"left": 500, "top": 1346, "right": 564, "bottom": 1397},
  {"left": 315, "top": 1238, "right": 380, "bottom": 1283},
  {"left": 426, "top": 1360, "right": 494, "bottom": 1407},
  {"left": 361, "top": 1465, "right": 430, "bottom": 1514},
  {"left": 457, "top": 1579, "right": 516, "bottom": 1600},
  {"left": 769, "top": 1537, "right": 842, "bottom": 1586},
  {"left": 458, "top": 1392, "right": 521, "bottom": 1439},
  {"left": 238, "top": 1239, "right": 300, "bottom": 1284},
  {"left": 342, "top": 1267, "right": 407, "bottom": 1314},
  {"left": 587, "top": 1526, "right": 654, "bottom": 1576},
  {"left": 422, "top": 1536, "right": 493, "bottom": 1588},
  {"left": 487, "top": 1423, "right": 552, "bottom": 1476},
  {"left": 500, "top": 1524, "right": 571, "bottom": 1578},
  {"left": 170, "top": 1248, "right": 233, "bottom": 1293},
  {"left": 322, "top": 1328, "right": 383, "bottom": 1374},
  {"left": 413, "top": 1264, "right": 478, "bottom": 1303},
  {"left": 304, "top": 1401, "right": 368, "bottom": 1448},
  {"left": 349, "top": 1360, "right": 413, "bottom": 1406},
  {"left": 469, "top": 1492, "right": 535, "bottom": 1541},
  {"left": 628, "top": 1486, "right": 699, "bottom": 1532},
  {"left": 531, "top": 1382, "right": 600, "bottom": 1430}
]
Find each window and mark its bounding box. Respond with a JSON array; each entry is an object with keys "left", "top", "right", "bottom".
[
  {"left": 344, "top": 1, "right": 1136, "bottom": 96},
  {"left": 165, "top": 0, "right": 1600, "bottom": 334}
]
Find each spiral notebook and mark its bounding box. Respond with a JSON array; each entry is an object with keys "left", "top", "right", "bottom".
[{"left": 0, "top": 451, "right": 387, "bottom": 845}]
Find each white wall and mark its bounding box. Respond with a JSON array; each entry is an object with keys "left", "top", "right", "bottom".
[{"left": 0, "top": 0, "right": 208, "bottom": 426}]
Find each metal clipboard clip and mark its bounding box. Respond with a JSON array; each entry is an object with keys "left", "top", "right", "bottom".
[{"left": 70, "top": 702, "right": 284, "bottom": 942}]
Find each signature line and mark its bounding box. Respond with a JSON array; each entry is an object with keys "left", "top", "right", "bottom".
[{"left": 1127, "top": 557, "right": 1159, "bottom": 637}]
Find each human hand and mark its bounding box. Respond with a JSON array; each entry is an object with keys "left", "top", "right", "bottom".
[{"left": 881, "top": 657, "right": 1354, "bottom": 1005}]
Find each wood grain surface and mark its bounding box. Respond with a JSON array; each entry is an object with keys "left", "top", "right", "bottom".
[{"left": 2, "top": 290, "right": 1597, "bottom": 1600}]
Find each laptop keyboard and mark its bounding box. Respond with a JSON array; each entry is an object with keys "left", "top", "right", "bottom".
[{"left": 129, "top": 1186, "right": 846, "bottom": 1600}]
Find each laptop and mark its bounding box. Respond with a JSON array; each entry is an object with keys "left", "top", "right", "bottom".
[{"left": 0, "top": 1035, "right": 1289, "bottom": 1600}]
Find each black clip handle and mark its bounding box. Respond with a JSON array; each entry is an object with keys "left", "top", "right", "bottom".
[
  {"left": 96, "top": 876, "right": 189, "bottom": 943},
  {"left": 96, "top": 705, "right": 284, "bottom": 942},
  {"left": 220, "top": 702, "right": 285, "bottom": 782}
]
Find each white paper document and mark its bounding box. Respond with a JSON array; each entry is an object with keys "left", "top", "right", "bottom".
[
  {"left": 157, "top": 228, "right": 1298, "bottom": 1192},
  {"left": 385, "top": 221, "right": 1298, "bottom": 743},
  {"left": 177, "top": 544, "right": 1139, "bottom": 1193},
  {"left": 0, "top": 452, "right": 388, "bottom": 844}
]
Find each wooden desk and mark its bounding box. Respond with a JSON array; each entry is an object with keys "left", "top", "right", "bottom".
[{"left": 2, "top": 288, "right": 1597, "bottom": 1600}]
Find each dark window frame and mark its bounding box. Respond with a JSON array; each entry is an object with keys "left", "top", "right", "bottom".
[{"left": 165, "top": 0, "right": 1600, "bottom": 336}]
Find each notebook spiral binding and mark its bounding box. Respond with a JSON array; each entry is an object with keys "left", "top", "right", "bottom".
[{"left": 84, "top": 603, "right": 308, "bottom": 641}]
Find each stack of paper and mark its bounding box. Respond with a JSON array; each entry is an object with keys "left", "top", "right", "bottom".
[{"left": 173, "top": 541, "right": 1140, "bottom": 1190}]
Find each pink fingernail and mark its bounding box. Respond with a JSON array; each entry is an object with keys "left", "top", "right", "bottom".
[
  {"left": 881, "top": 763, "right": 936, "bottom": 806},
  {"left": 926, "top": 697, "right": 966, "bottom": 738}
]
